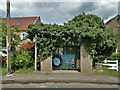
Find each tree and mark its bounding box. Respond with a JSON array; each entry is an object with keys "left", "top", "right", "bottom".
[
  {"left": 1, "top": 22, "right": 20, "bottom": 50},
  {"left": 66, "top": 13, "right": 117, "bottom": 62},
  {"left": 27, "top": 13, "right": 117, "bottom": 62},
  {"left": 27, "top": 24, "right": 62, "bottom": 61},
  {"left": 1, "top": 22, "right": 34, "bottom": 70},
  {"left": 1, "top": 22, "right": 20, "bottom": 67}
]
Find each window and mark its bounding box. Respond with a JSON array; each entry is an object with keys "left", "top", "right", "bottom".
[{"left": 20, "top": 32, "right": 28, "bottom": 40}]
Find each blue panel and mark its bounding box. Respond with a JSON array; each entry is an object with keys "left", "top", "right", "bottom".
[{"left": 61, "top": 54, "right": 75, "bottom": 64}]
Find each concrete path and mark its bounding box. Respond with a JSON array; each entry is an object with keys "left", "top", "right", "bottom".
[{"left": 1, "top": 70, "right": 119, "bottom": 85}]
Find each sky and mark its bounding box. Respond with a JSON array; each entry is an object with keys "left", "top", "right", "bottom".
[{"left": 0, "top": 0, "right": 119, "bottom": 25}]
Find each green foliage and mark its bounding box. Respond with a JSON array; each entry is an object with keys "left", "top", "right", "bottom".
[
  {"left": 66, "top": 13, "right": 105, "bottom": 42},
  {"left": 1, "top": 22, "right": 20, "bottom": 49},
  {"left": 66, "top": 13, "right": 117, "bottom": 62},
  {"left": 11, "top": 49, "right": 34, "bottom": 70},
  {"left": 2, "top": 57, "right": 7, "bottom": 68},
  {"left": 0, "top": 67, "right": 33, "bottom": 75},
  {"left": 27, "top": 13, "right": 117, "bottom": 62},
  {"left": 84, "top": 28, "right": 117, "bottom": 62},
  {"left": 1, "top": 23, "right": 7, "bottom": 47},
  {"left": 14, "top": 67, "right": 33, "bottom": 74},
  {"left": 2, "top": 49, "right": 34, "bottom": 70},
  {"left": 1, "top": 21, "right": 35, "bottom": 71},
  {"left": 0, "top": 68, "right": 7, "bottom": 75},
  {"left": 106, "top": 52, "right": 120, "bottom": 60},
  {"left": 93, "top": 66, "right": 119, "bottom": 77}
]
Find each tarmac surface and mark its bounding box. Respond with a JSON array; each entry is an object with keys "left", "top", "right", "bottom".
[
  {"left": 2, "top": 83, "right": 118, "bottom": 88},
  {"left": 1, "top": 70, "right": 119, "bottom": 85}
]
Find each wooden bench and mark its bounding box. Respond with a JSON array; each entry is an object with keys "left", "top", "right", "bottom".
[{"left": 102, "top": 60, "right": 118, "bottom": 71}]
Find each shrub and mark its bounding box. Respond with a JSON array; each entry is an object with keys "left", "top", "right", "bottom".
[
  {"left": 11, "top": 49, "right": 34, "bottom": 70},
  {"left": 106, "top": 52, "right": 120, "bottom": 60},
  {"left": 2, "top": 57, "right": 6, "bottom": 68}
]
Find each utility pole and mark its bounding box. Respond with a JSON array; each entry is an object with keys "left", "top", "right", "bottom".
[{"left": 6, "top": 0, "right": 12, "bottom": 76}]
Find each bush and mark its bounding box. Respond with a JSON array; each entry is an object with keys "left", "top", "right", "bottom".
[
  {"left": 106, "top": 52, "right": 120, "bottom": 60},
  {"left": 106, "top": 52, "right": 120, "bottom": 66},
  {"left": 2, "top": 57, "right": 7, "bottom": 68},
  {"left": 2, "top": 48, "right": 34, "bottom": 71},
  {"left": 11, "top": 49, "right": 34, "bottom": 70}
]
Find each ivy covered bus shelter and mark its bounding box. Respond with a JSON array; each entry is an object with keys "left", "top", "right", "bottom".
[{"left": 27, "top": 13, "right": 117, "bottom": 73}]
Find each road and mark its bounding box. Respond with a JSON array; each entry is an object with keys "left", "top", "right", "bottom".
[{"left": 2, "top": 83, "right": 118, "bottom": 88}]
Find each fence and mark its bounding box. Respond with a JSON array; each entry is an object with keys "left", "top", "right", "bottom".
[{"left": 102, "top": 60, "right": 118, "bottom": 71}]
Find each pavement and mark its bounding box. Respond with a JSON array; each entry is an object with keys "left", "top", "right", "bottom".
[{"left": 1, "top": 70, "right": 119, "bottom": 85}]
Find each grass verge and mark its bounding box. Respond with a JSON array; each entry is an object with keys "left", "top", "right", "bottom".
[
  {"left": 0, "top": 68, "right": 7, "bottom": 75},
  {"left": 1, "top": 67, "right": 34, "bottom": 75},
  {"left": 93, "top": 66, "right": 119, "bottom": 77},
  {"left": 14, "top": 68, "right": 34, "bottom": 74}
]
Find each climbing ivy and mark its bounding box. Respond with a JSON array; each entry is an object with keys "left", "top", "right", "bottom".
[
  {"left": 66, "top": 13, "right": 117, "bottom": 62},
  {"left": 27, "top": 13, "right": 117, "bottom": 62}
]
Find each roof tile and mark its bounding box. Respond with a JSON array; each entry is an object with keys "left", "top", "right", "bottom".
[{"left": 2, "top": 17, "right": 40, "bottom": 31}]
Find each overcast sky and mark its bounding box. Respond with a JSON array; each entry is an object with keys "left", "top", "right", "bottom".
[{"left": 0, "top": 0, "right": 119, "bottom": 24}]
